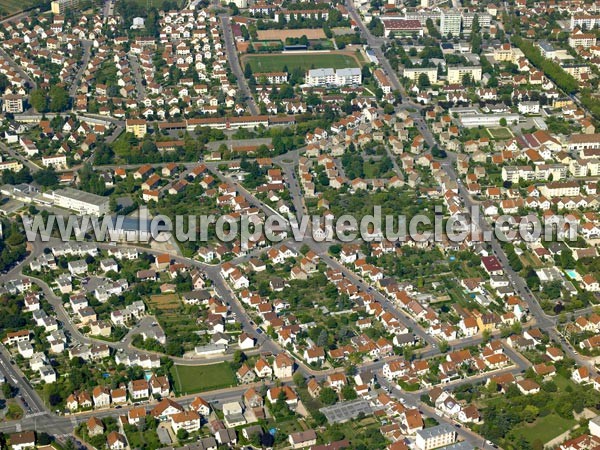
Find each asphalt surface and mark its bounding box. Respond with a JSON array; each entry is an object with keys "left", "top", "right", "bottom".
[{"left": 219, "top": 14, "right": 259, "bottom": 116}]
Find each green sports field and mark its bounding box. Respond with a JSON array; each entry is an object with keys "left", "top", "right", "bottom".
[
  {"left": 170, "top": 363, "right": 237, "bottom": 394},
  {"left": 242, "top": 53, "right": 361, "bottom": 73}
]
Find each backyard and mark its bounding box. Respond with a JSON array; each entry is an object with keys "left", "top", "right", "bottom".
[
  {"left": 170, "top": 363, "right": 237, "bottom": 395},
  {"left": 487, "top": 127, "right": 514, "bottom": 140},
  {"left": 511, "top": 413, "right": 576, "bottom": 445}
]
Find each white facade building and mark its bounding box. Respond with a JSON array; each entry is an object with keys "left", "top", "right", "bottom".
[{"left": 305, "top": 68, "right": 362, "bottom": 87}]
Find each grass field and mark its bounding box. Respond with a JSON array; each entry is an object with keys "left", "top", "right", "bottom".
[
  {"left": 512, "top": 414, "right": 576, "bottom": 444},
  {"left": 147, "top": 294, "right": 180, "bottom": 311},
  {"left": 242, "top": 53, "right": 360, "bottom": 73},
  {"left": 0, "top": 0, "right": 38, "bottom": 15},
  {"left": 487, "top": 127, "right": 514, "bottom": 140},
  {"left": 170, "top": 363, "right": 237, "bottom": 394}
]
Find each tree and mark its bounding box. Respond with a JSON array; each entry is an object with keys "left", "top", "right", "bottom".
[
  {"left": 244, "top": 63, "right": 253, "bottom": 79},
  {"left": 293, "top": 372, "right": 306, "bottom": 388},
  {"left": 49, "top": 85, "right": 69, "bottom": 112},
  {"left": 233, "top": 350, "right": 246, "bottom": 366},
  {"left": 499, "top": 117, "right": 508, "bottom": 127},
  {"left": 438, "top": 339, "right": 449, "bottom": 353},
  {"left": 559, "top": 249, "right": 575, "bottom": 270},
  {"left": 30, "top": 89, "right": 47, "bottom": 112},
  {"left": 418, "top": 73, "right": 431, "bottom": 88},
  {"left": 341, "top": 385, "right": 357, "bottom": 400},
  {"left": 2, "top": 383, "right": 16, "bottom": 399},
  {"left": 176, "top": 428, "right": 189, "bottom": 440},
  {"left": 38, "top": 433, "right": 52, "bottom": 446},
  {"left": 368, "top": 17, "right": 384, "bottom": 37},
  {"left": 431, "top": 145, "right": 447, "bottom": 159},
  {"left": 482, "top": 329, "right": 492, "bottom": 343},
  {"left": 33, "top": 167, "right": 59, "bottom": 187},
  {"left": 462, "top": 73, "right": 472, "bottom": 87},
  {"left": 319, "top": 387, "right": 338, "bottom": 405}
]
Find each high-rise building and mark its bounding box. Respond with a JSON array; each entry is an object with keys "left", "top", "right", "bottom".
[{"left": 440, "top": 10, "right": 462, "bottom": 36}]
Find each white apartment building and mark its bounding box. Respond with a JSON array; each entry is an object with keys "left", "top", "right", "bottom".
[
  {"left": 305, "top": 68, "right": 362, "bottom": 87},
  {"left": 447, "top": 65, "right": 482, "bottom": 84},
  {"left": 502, "top": 166, "right": 536, "bottom": 183},
  {"left": 568, "top": 133, "right": 600, "bottom": 152},
  {"left": 440, "top": 11, "right": 462, "bottom": 36},
  {"left": 570, "top": 14, "right": 600, "bottom": 30},
  {"left": 41, "top": 155, "right": 67, "bottom": 169},
  {"left": 569, "top": 32, "right": 597, "bottom": 49},
  {"left": 540, "top": 181, "right": 580, "bottom": 197},
  {"left": 402, "top": 66, "right": 439, "bottom": 84},
  {"left": 415, "top": 425, "right": 457, "bottom": 450}
]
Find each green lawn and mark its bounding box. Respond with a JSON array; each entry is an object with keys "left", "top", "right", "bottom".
[
  {"left": 242, "top": 53, "right": 360, "bottom": 73},
  {"left": 487, "top": 127, "right": 514, "bottom": 140},
  {"left": 0, "top": 0, "right": 38, "bottom": 15},
  {"left": 170, "top": 363, "right": 237, "bottom": 395},
  {"left": 512, "top": 413, "right": 576, "bottom": 444}
]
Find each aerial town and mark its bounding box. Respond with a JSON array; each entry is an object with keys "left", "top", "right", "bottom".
[{"left": 0, "top": 0, "right": 598, "bottom": 448}]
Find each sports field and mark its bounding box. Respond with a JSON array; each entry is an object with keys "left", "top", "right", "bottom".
[
  {"left": 257, "top": 28, "right": 325, "bottom": 40},
  {"left": 242, "top": 52, "right": 361, "bottom": 73},
  {"left": 170, "top": 363, "right": 237, "bottom": 394}
]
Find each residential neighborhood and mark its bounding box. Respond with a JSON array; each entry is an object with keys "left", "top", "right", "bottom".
[{"left": 0, "top": 0, "right": 599, "bottom": 448}]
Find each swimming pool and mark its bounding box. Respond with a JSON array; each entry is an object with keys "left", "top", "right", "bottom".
[{"left": 565, "top": 269, "right": 578, "bottom": 280}]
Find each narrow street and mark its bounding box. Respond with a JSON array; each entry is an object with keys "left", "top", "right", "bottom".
[
  {"left": 69, "top": 40, "right": 93, "bottom": 98},
  {"left": 219, "top": 14, "right": 259, "bottom": 115},
  {"left": 128, "top": 53, "right": 147, "bottom": 101}
]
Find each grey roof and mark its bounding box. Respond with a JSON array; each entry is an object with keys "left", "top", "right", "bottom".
[
  {"left": 54, "top": 187, "right": 108, "bottom": 205},
  {"left": 336, "top": 67, "right": 361, "bottom": 77},
  {"left": 308, "top": 68, "right": 335, "bottom": 77},
  {"left": 440, "top": 442, "right": 476, "bottom": 450},
  {"left": 416, "top": 424, "right": 456, "bottom": 440}
]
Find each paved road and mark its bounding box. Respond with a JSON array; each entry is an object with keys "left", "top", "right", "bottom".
[
  {"left": 0, "top": 140, "right": 41, "bottom": 172},
  {"left": 345, "top": 0, "right": 401, "bottom": 92},
  {"left": 128, "top": 52, "right": 147, "bottom": 101},
  {"left": 69, "top": 40, "right": 93, "bottom": 98},
  {"left": 0, "top": 346, "right": 46, "bottom": 414},
  {"left": 219, "top": 14, "right": 259, "bottom": 115},
  {"left": 0, "top": 47, "right": 36, "bottom": 89}
]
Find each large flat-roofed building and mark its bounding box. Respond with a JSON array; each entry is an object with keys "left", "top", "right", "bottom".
[
  {"left": 447, "top": 65, "right": 482, "bottom": 84},
  {"left": 441, "top": 10, "right": 462, "bottom": 36},
  {"left": 380, "top": 18, "right": 424, "bottom": 37},
  {"left": 450, "top": 106, "right": 520, "bottom": 128},
  {"left": 49, "top": 188, "right": 110, "bottom": 216},
  {"left": 305, "top": 68, "right": 361, "bottom": 87}
]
